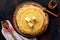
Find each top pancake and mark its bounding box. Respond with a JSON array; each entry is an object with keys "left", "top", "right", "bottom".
[{"left": 16, "top": 4, "right": 47, "bottom": 35}]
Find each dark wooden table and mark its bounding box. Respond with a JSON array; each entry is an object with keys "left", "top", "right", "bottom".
[{"left": 0, "top": 0, "right": 60, "bottom": 40}]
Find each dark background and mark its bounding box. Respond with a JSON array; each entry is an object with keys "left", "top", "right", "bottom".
[{"left": 0, "top": 0, "right": 60, "bottom": 40}]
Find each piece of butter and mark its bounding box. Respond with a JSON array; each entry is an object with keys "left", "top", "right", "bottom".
[
  {"left": 28, "top": 22, "right": 33, "bottom": 27},
  {"left": 25, "top": 17, "right": 31, "bottom": 22}
]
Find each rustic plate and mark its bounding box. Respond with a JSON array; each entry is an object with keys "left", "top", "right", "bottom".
[{"left": 13, "top": 2, "right": 49, "bottom": 38}]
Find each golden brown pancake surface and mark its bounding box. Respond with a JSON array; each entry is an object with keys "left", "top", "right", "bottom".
[{"left": 16, "top": 4, "right": 48, "bottom": 36}]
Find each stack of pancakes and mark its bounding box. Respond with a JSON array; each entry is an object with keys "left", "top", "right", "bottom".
[{"left": 13, "top": 2, "right": 49, "bottom": 37}]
